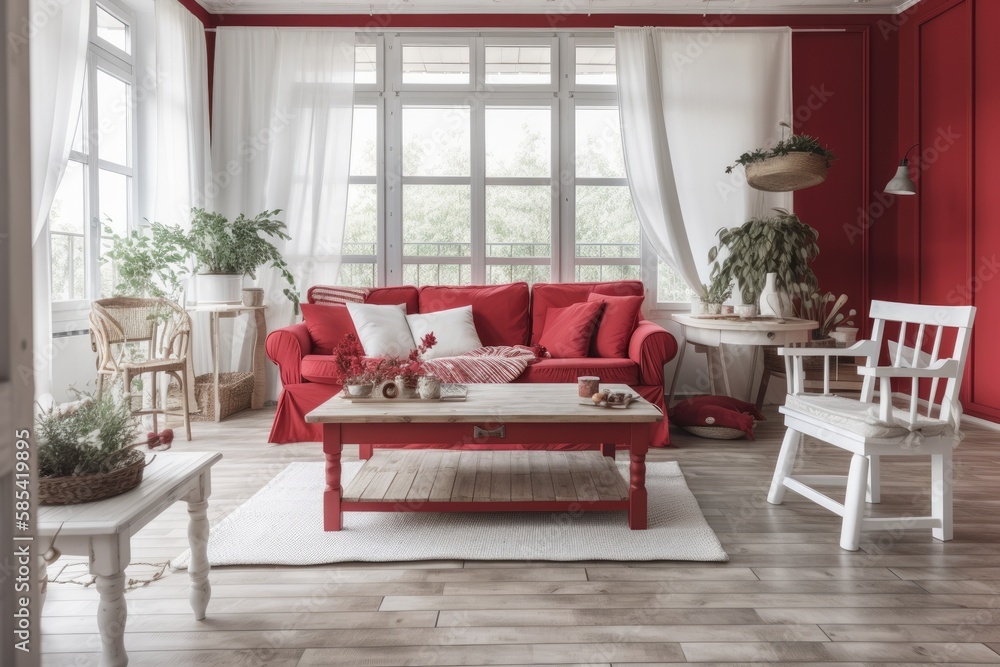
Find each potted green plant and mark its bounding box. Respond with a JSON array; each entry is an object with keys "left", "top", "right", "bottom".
[
  {"left": 700, "top": 281, "right": 733, "bottom": 315},
  {"left": 726, "top": 122, "right": 837, "bottom": 192},
  {"left": 186, "top": 208, "right": 300, "bottom": 313},
  {"left": 707, "top": 208, "right": 820, "bottom": 316},
  {"left": 103, "top": 221, "right": 190, "bottom": 299}
]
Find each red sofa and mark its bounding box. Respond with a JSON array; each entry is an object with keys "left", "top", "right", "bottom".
[{"left": 265, "top": 280, "right": 678, "bottom": 446}]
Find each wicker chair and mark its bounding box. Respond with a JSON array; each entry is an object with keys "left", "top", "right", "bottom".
[{"left": 89, "top": 297, "right": 192, "bottom": 441}]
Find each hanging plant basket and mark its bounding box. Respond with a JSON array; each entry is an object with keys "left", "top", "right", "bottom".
[
  {"left": 39, "top": 449, "right": 147, "bottom": 505},
  {"left": 745, "top": 152, "right": 829, "bottom": 192}
]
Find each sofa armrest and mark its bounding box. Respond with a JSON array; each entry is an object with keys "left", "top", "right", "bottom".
[
  {"left": 266, "top": 322, "right": 314, "bottom": 386},
  {"left": 628, "top": 320, "right": 679, "bottom": 386}
]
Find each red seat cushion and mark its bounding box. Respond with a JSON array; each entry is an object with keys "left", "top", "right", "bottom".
[
  {"left": 419, "top": 283, "right": 530, "bottom": 347},
  {"left": 537, "top": 301, "right": 605, "bottom": 358},
  {"left": 515, "top": 357, "right": 640, "bottom": 385},
  {"left": 300, "top": 303, "right": 358, "bottom": 355},
  {"left": 300, "top": 355, "right": 344, "bottom": 385},
  {"left": 586, "top": 292, "right": 644, "bottom": 358},
  {"left": 530, "top": 280, "right": 644, "bottom": 345}
]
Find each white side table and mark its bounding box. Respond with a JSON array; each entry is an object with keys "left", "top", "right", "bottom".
[
  {"left": 188, "top": 303, "right": 268, "bottom": 421},
  {"left": 668, "top": 314, "right": 818, "bottom": 407},
  {"left": 38, "top": 452, "right": 222, "bottom": 667}
]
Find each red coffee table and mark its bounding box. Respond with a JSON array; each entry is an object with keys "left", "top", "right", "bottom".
[{"left": 305, "top": 383, "right": 662, "bottom": 530}]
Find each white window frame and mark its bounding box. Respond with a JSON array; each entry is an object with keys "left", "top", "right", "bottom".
[
  {"left": 51, "top": 0, "right": 137, "bottom": 333},
  {"left": 345, "top": 30, "right": 691, "bottom": 309}
]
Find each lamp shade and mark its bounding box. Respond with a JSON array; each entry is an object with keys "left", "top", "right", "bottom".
[{"left": 885, "top": 161, "right": 916, "bottom": 195}]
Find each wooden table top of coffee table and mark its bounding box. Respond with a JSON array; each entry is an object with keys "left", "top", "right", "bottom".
[{"left": 305, "top": 383, "right": 663, "bottom": 424}]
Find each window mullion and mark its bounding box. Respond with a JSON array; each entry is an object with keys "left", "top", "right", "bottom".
[
  {"left": 384, "top": 52, "right": 403, "bottom": 286},
  {"left": 470, "top": 95, "right": 486, "bottom": 285},
  {"left": 86, "top": 54, "right": 102, "bottom": 302},
  {"left": 558, "top": 87, "right": 576, "bottom": 283}
]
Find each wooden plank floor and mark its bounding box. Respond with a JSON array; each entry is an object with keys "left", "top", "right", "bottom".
[
  {"left": 345, "top": 450, "right": 628, "bottom": 503},
  {"left": 38, "top": 406, "right": 1000, "bottom": 666}
]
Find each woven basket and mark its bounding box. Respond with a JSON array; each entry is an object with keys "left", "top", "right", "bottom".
[
  {"left": 193, "top": 371, "right": 253, "bottom": 421},
  {"left": 763, "top": 337, "right": 837, "bottom": 374},
  {"left": 39, "top": 449, "right": 147, "bottom": 505},
  {"left": 745, "top": 152, "right": 828, "bottom": 192}
]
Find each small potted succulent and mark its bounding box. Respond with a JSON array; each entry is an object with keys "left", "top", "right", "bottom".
[
  {"left": 700, "top": 281, "right": 733, "bottom": 315},
  {"left": 726, "top": 122, "right": 837, "bottom": 192}
]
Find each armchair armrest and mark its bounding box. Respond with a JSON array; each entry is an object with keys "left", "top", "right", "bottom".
[
  {"left": 266, "top": 322, "right": 314, "bottom": 386},
  {"left": 628, "top": 320, "right": 679, "bottom": 386},
  {"left": 857, "top": 359, "right": 958, "bottom": 378}
]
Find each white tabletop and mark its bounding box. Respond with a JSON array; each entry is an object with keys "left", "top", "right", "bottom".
[
  {"left": 38, "top": 452, "right": 222, "bottom": 537},
  {"left": 187, "top": 302, "right": 266, "bottom": 313},
  {"left": 672, "top": 313, "right": 818, "bottom": 333}
]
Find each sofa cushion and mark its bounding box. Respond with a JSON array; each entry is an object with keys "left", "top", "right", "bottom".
[
  {"left": 366, "top": 286, "right": 420, "bottom": 314},
  {"left": 538, "top": 301, "right": 605, "bottom": 358},
  {"left": 586, "top": 292, "right": 644, "bottom": 358},
  {"left": 346, "top": 302, "right": 416, "bottom": 357},
  {"left": 406, "top": 306, "right": 482, "bottom": 359},
  {"left": 300, "top": 303, "right": 358, "bottom": 355},
  {"left": 530, "top": 280, "right": 644, "bottom": 345},
  {"left": 419, "top": 282, "right": 530, "bottom": 347},
  {"left": 300, "top": 355, "right": 345, "bottom": 385},
  {"left": 515, "top": 357, "right": 640, "bottom": 385}
]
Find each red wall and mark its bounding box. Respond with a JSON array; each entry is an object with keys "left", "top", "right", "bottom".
[{"left": 896, "top": 0, "right": 999, "bottom": 421}]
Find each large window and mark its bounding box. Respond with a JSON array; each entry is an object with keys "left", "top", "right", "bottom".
[
  {"left": 50, "top": 0, "right": 136, "bottom": 324},
  {"left": 343, "top": 34, "right": 692, "bottom": 306}
]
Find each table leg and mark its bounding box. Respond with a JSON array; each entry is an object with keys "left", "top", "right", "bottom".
[
  {"left": 185, "top": 492, "right": 212, "bottom": 620},
  {"left": 94, "top": 570, "right": 128, "bottom": 667},
  {"left": 600, "top": 443, "right": 615, "bottom": 458},
  {"left": 745, "top": 345, "right": 761, "bottom": 405},
  {"left": 666, "top": 338, "right": 687, "bottom": 407},
  {"left": 717, "top": 346, "right": 733, "bottom": 397},
  {"left": 358, "top": 443, "right": 373, "bottom": 460},
  {"left": 251, "top": 308, "right": 267, "bottom": 410},
  {"left": 324, "top": 424, "right": 344, "bottom": 531},
  {"left": 211, "top": 312, "right": 221, "bottom": 422},
  {"left": 628, "top": 424, "right": 649, "bottom": 530}
]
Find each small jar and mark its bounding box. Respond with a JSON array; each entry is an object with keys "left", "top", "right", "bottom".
[
  {"left": 418, "top": 375, "right": 441, "bottom": 400},
  {"left": 578, "top": 376, "right": 601, "bottom": 398}
]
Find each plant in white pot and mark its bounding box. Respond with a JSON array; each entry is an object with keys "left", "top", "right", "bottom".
[
  {"left": 707, "top": 208, "right": 820, "bottom": 318},
  {"left": 186, "top": 208, "right": 300, "bottom": 313}
]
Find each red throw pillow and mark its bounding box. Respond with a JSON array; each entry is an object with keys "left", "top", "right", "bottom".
[
  {"left": 669, "top": 396, "right": 765, "bottom": 440},
  {"left": 586, "top": 292, "right": 644, "bottom": 358},
  {"left": 300, "top": 303, "right": 358, "bottom": 355},
  {"left": 538, "top": 301, "right": 605, "bottom": 359}
]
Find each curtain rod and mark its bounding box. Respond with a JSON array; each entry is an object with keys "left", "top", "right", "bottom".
[{"left": 203, "top": 26, "right": 848, "bottom": 32}]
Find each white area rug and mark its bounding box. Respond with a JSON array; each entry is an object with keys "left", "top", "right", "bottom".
[{"left": 174, "top": 460, "right": 727, "bottom": 566}]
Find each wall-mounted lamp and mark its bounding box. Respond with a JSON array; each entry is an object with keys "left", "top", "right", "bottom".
[{"left": 885, "top": 143, "right": 918, "bottom": 195}]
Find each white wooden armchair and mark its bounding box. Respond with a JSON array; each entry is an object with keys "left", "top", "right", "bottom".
[
  {"left": 89, "top": 297, "right": 193, "bottom": 441},
  {"left": 767, "top": 300, "right": 976, "bottom": 551}
]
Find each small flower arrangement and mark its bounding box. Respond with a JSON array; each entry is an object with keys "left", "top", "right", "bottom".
[
  {"left": 36, "top": 387, "right": 140, "bottom": 478},
  {"left": 388, "top": 333, "right": 438, "bottom": 390},
  {"left": 331, "top": 332, "right": 438, "bottom": 391}
]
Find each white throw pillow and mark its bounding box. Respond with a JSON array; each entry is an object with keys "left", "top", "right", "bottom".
[
  {"left": 346, "top": 302, "right": 416, "bottom": 357},
  {"left": 406, "top": 306, "right": 483, "bottom": 360}
]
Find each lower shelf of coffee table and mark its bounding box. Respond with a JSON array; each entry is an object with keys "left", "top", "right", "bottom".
[{"left": 343, "top": 449, "right": 629, "bottom": 505}]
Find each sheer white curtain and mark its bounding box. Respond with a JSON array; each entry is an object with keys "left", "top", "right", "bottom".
[
  {"left": 615, "top": 27, "right": 793, "bottom": 292},
  {"left": 29, "top": 0, "right": 90, "bottom": 404},
  {"left": 154, "top": 0, "right": 210, "bottom": 227},
  {"left": 211, "top": 28, "right": 355, "bottom": 399},
  {"left": 155, "top": 0, "right": 212, "bottom": 376}
]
